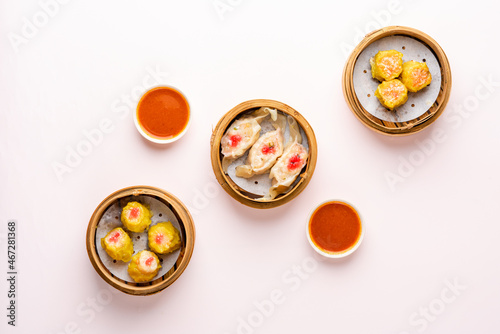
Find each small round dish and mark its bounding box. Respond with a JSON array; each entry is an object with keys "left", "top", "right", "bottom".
[
  {"left": 86, "top": 186, "right": 195, "bottom": 295},
  {"left": 307, "top": 200, "right": 364, "bottom": 258},
  {"left": 134, "top": 86, "right": 190, "bottom": 144}
]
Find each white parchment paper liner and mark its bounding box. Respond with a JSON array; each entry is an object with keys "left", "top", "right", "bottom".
[
  {"left": 353, "top": 35, "right": 441, "bottom": 123},
  {"left": 95, "top": 195, "right": 182, "bottom": 283}
]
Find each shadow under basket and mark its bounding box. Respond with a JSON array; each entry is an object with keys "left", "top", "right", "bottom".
[
  {"left": 86, "top": 186, "right": 195, "bottom": 296},
  {"left": 342, "top": 26, "right": 452, "bottom": 136},
  {"left": 210, "top": 99, "right": 317, "bottom": 209}
]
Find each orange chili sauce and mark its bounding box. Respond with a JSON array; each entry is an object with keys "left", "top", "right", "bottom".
[
  {"left": 137, "top": 87, "right": 189, "bottom": 140},
  {"left": 309, "top": 201, "right": 361, "bottom": 254}
]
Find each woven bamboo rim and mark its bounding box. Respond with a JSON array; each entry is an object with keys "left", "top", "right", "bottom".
[
  {"left": 86, "top": 186, "right": 195, "bottom": 296},
  {"left": 210, "top": 99, "right": 317, "bottom": 209},
  {"left": 342, "top": 26, "right": 452, "bottom": 136}
]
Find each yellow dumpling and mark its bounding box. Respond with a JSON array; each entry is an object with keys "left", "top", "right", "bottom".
[
  {"left": 128, "top": 250, "right": 161, "bottom": 283},
  {"left": 148, "top": 222, "right": 181, "bottom": 255},
  {"left": 375, "top": 79, "right": 408, "bottom": 110},
  {"left": 101, "top": 227, "right": 134, "bottom": 262},
  {"left": 371, "top": 50, "right": 404, "bottom": 82},
  {"left": 400, "top": 60, "right": 432, "bottom": 92},
  {"left": 121, "top": 201, "right": 152, "bottom": 233}
]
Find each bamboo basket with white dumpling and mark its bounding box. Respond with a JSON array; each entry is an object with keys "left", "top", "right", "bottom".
[{"left": 211, "top": 99, "right": 317, "bottom": 209}]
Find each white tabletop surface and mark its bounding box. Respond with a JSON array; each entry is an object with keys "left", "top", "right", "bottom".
[{"left": 2, "top": 1, "right": 500, "bottom": 333}]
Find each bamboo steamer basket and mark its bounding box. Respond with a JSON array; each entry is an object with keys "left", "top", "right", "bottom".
[
  {"left": 210, "top": 99, "right": 317, "bottom": 209},
  {"left": 86, "top": 186, "right": 195, "bottom": 296},
  {"left": 342, "top": 26, "right": 452, "bottom": 136}
]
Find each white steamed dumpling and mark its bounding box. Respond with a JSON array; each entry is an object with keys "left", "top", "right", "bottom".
[{"left": 235, "top": 113, "right": 286, "bottom": 178}]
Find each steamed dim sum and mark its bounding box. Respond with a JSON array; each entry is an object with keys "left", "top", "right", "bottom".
[
  {"left": 148, "top": 222, "right": 181, "bottom": 255},
  {"left": 374, "top": 79, "right": 408, "bottom": 110},
  {"left": 400, "top": 60, "right": 432, "bottom": 92},
  {"left": 128, "top": 250, "right": 161, "bottom": 283},
  {"left": 121, "top": 201, "right": 152, "bottom": 233},
  {"left": 263, "top": 116, "right": 308, "bottom": 200},
  {"left": 221, "top": 107, "right": 277, "bottom": 171},
  {"left": 101, "top": 227, "right": 134, "bottom": 262},
  {"left": 235, "top": 113, "right": 286, "bottom": 178},
  {"left": 370, "top": 50, "right": 403, "bottom": 82}
]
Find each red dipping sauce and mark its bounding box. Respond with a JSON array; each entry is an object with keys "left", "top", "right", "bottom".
[
  {"left": 308, "top": 201, "right": 363, "bottom": 257},
  {"left": 136, "top": 87, "right": 190, "bottom": 142}
]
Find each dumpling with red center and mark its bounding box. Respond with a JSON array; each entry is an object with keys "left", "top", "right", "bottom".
[
  {"left": 374, "top": 79, "right": 408, "bottom": 110},
  {"left": 120, "top": 201, "right": 152, "bottom": 233},
  {"left": 148, "top": 222, "right": 181, "bottom": 255},
  {"left": 400, "top": 60, "right": 432, "bottom": 92},
  {"left": 264, "top": 117, "right": 309, "bottom": 200},
  {"left": 370, "top": 50, "right": 403, "bottom": 82},
  {"left": 101, "top": 227, "right": 134, "bottom": 262},
  {"left": 235, "top": 113, "right": 286, "bottom": 178},
  {"left": 220, "top": 107, "right": 277, "bottom": 171},
  {"left": 127, "top": 250, "right": 161, "bottom": 282}
]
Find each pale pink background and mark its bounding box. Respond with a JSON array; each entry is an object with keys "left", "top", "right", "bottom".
[{"left": 1, "top": 1, "right": 499, "bottom": 333}]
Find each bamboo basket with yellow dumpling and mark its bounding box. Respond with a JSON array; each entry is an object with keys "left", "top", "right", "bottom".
[
  {"left": 342, "top": 26, "right": 452, "bottom": 136},
  {"left": 86, "top": 186, "right": 195, "bottom": 296}
]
